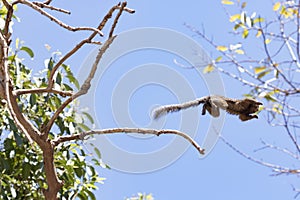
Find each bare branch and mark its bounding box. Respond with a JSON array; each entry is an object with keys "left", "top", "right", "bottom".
[
  {"left": 52, "top": 128, "right": 205, "bottom": 155},
  {"left": 259, "top": 21, "right": 298, "bottom": 91},
  {"left": 296, "top": 0, "right": 300, "bottom": 62},
  {"left": 256, "top": 140, "right": 300, "bottom": 160},
  {"left": 32, "top": 1, "right": 71, "bottom": 14},
  {"left": 17, "top": 0, "right": 104, "bottom": 36},
  {"left": 219, "top": 134, "right": 296, "bottom": 174},
  {"left": 184, "top": 23, "right": 288, "bottom": 94},
  {"left": 282, "top": 100, "right": 300, "bottom": 154},
  {"left": 42, "top": 36, "right": 117, "bottom": 136},
  {"left": 109, "top": 1, "right": 127, "bottom": 37},
  {"left": 42, "top": 0, "right": 51, "bottom": 5},
  {"left": 47, "top": 3, "right": 135, "bottom": 89},
  {"left": 14, "top": 88, "right": 73, "bottom": 97}
]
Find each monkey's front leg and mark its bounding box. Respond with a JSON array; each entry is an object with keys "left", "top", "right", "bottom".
[{"left": 239, "top": 114, "right": 258, "bottom": 121}]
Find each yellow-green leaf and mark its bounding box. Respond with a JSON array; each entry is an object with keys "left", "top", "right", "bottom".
[
  {"left": 15, "top": 38, "right": 19, "bottom": 49},
  {"left": 203, "top": 64, "right": 215, "bottom": 73},
  {"left": 265, "top": 38, "right": 271, "bottom": 44},
  {"left": 235, "top": 49, "right": 244, "bottom": 54},
  {"left": 273, "top": 2, "right": 281, "bottom": 11},
  {"left": 257, "top": 70, "right": 271, "bottom": 79},
  {"left": 216, "top": 45, "right": 228, "bottom": 51},
  {"left": 256, "top": 29, "right": 262, "bottom": 38},
  {"left": 221, "top": 0, "right": 234, "bottom": 5},
  {"left": 215, "top": 56, "right": 222, "bottom": 62},
  {"left": 242, "top": 28, "right": 249, "bottom": 38},
  {"left": 230, "top": 14, "right": 240, "bottom": 22},
  {"left": 253, "top": 17, "right": 265, "bottom": 24},
  {"left": 254, "top": 66, "right": 266, "bottom": 74}
]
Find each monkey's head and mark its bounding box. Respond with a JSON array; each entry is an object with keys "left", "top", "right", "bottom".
[{"left": 243, "top": 98, "right": 263, "bottom": 114}]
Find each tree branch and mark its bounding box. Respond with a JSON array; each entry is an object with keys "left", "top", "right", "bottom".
[
  {"left": 17, "top": 0, "right": 104, "bottom": 36},
  {"left": 42, "top": 34, "right": 117, "bottom": 136},
  {"left": 0, "top": 33, "right": 37, "bottom": 143},
  {"left": 32, "top": 1, "right": 71, "bottom": 14},
  {"left": 2, "top": 0, "right": 13, "bottom": 39},
  {"left": 46, "top": 2, "right": 135, "bottom": 90},
  {"left": 109, "top": 2, "right": 127, "bottom": 37},
  {"left": 14, "top": 88, "right": 73, "bottom": 97},
  {"left": 219, "top": 134, "right": 298, "bottom": 175},
  {"left": 52, "top": 128, "right": 205, "bottom": 155}
]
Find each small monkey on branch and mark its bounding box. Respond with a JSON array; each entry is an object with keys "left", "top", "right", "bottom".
[{"left": 153, "top": 95, "right": 263, "bottom": 122}]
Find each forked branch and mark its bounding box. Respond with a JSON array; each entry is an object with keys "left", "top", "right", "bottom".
[
  {"left": 42, "top": 2, "right": 132, "bottom": 135},
  {"left": 16, "top": 0, "right": 104, "bottom": 36}
]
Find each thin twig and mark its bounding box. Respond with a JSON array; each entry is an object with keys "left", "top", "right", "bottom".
[
  {"left": 52, "top": 128, "right": 205, "bottom": 155},
  {"left": 42, "top": 36, "right": 116, "bottom": 135},
  {"left": 297, "top": 0, "right": 300, "bottom": 62},
  {"left": 47, "top": 3, "right": 135, "bottom": 89},
  {"left": 282, "top": 97, "right": 300, "bottom": 154},
  {"left": 259, "top": 21, "right": 297, "bottom": 90},
  {"left": 219, "top": 134, "right": 298, "bottom": 175},
  {"left": 32, "top": 1, "right": 71, "bottom": 14},
  {"left": 17, "top": 0, "right": 104, "bottom": 36},
  {"left": 255, "top": 139, "right": 300, "bottom": 160},
  {"left": 109, "top": 1, "right": 127, "bottom": 37}
]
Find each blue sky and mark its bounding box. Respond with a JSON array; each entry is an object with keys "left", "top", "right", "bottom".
[{"left": 14, "top": 0, "right": 299, "bottom": 199}]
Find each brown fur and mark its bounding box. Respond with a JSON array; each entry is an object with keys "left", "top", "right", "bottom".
[{"left": 202, "top": 95, "right": 263, "bottom": 121}]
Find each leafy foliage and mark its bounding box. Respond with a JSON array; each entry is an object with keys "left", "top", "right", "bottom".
[
  {"left": 0, "top": 5, "right": 104, "bottom": 198},
  {"left": 125, "top": 193, "right": 154, "bottom": 200}
]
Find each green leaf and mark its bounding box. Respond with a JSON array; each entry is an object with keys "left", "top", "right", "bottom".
[
  {"left": 242, "top": 28, "right": 249, "bottom": 38},
  {"left": 20, "top": 46, "right": 34, "bottom": 58},
  {"left": 66, "top": 75, "right": 80, "bottom": 90},
  {"left": 82, "top": 112, "right": 94, "bottom": 124},
  {"left": 56, "top": 72, "right": 62, "bottom": 84},
  {"left": 29, "top": 93, "right": 37, "bottom": 105},
  {"left": 13, "top": 132, "right": 23, "bottom": 146},
  {"left": 46, "top": 58, "right": 54, "bottom": 71},
  {"left": 215, "top": 56, "right": 222, "bottom": 62},
  {"left": 85, "top": 189, "right": 96, "bottom": 200},
  {"left": 77, "top": 123, "right": 90, "bottom": 131},
  {"left": 22, "top": 162, "right": 31, "bottom": 179},
  {"left": 94, "top": 147, "right": 101, "bottom": 159}
]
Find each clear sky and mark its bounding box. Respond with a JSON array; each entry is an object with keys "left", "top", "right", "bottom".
[{"left": 14, "top": 0, "right": 299, "bottom": 199}]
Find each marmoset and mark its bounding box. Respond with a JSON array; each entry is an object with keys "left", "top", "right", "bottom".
[{"left": 201, "top": 95, "right": 263, "bottom": 121}]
